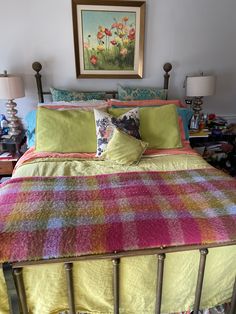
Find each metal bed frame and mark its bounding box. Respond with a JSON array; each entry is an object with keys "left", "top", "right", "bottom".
[{"left": 1, "top": 62, "right": 236, "bottom": 314}]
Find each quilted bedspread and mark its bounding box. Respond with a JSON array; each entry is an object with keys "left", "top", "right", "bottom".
[{"left": 0, "top": 168, "right": 236, "bottom": 263}]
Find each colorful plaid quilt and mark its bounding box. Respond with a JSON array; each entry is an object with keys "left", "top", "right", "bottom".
[{"left": 0, "top": 169, "right": 236, "bottom": 263}]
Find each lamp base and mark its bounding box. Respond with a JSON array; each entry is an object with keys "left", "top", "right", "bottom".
[
  {"left": 190, "top": 97, "right": 203, "bottom": 131},
  {"left": 6, "top": 100, "right": 21, "bottom": 137},
  {"left": 192, "top": 97, "right": 203, "bottom": 116}
]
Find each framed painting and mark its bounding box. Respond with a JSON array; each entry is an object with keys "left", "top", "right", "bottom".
[{"left": 72, "top": 0, "right": 146, "bottom": 78}]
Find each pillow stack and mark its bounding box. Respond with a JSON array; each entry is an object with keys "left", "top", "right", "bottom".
[{"left": 26, "top": 85, "right": 192, "bottom": 166}]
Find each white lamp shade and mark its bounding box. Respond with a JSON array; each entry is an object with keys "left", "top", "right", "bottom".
[
  {"left": 186, "top": 75, "right": 216, "bottom": 97},
  {"left": 0, "top": 76, "right": 25, "bottom": 100}
]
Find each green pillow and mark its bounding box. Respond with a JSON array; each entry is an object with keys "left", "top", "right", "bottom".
[
  {"left": 36, "top": 107, "right": 97, "bottom": 152},
  {"left": 108, "top": 104, "right": 182, "bottom": 149},
  {"left": 102, "top": 128, "right": 148, "bottom": 165}
]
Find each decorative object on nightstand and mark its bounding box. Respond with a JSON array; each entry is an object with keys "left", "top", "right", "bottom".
[
  {"left": 0, "top": 132, "right": 26, "bottom": 178},
  {"left": 186, "top": 74, "right": 216, "bottom": 131},
  {"left": 0, "top": 71, "right": 25, "bottom": 137}
]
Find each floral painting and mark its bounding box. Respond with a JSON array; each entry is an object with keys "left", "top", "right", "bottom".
[
  {"left": 82, "top": 11, "right": 136, "bottom": 71},
  {"left": 72, "top": 1, "right": 145, "bottom": 78}
]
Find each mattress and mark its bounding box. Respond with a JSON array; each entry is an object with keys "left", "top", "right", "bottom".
[{"left": 0, "top": 150, "right": 236, "bottom": 314}]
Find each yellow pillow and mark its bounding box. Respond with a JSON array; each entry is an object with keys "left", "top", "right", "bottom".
[
  {"left": 102, "top": 128, "right": 148, "bottom": 165},
  {"left": 36, "top": 107, "right": 97, "bottom": 152},
  {"left": 108, "top": 104, "right": 182, "bottom": 149}
]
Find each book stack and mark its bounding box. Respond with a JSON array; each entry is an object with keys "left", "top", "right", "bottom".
[{"left": 0, "top": 152, "right": 17, "bottom": 161}]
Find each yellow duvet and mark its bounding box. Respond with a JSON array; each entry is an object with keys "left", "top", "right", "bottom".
[{"left": 0, "top": 153, "right": 235, "bottom": 314}]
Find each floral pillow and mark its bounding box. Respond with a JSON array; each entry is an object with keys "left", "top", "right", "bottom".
[
  {"left": 117, "top": 84, "right": 167, "bottom": 101},
  {"left": 94, "top": 108, "right": 140, "bottom": 157},
  {"left": 50, "top": 87, "right": 106, "bottom": 102}
]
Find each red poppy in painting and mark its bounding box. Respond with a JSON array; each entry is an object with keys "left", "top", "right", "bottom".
[
  {"left": 111, "top": 23, "right": 118, "bottom": 29},
  {"left": 105, "top": 28, "right": 112, "bottom": 36},
  {"left": 90, "top": 55, "right": 98, "bottom": 65},
  {"left": 118, "top": 23, "right": 124, "bottom": 29},
  {"left": 97, "top": 32, "right": 104, "bottom": 39},
  {"left": 128, "top": 28, "right": 136, "bottom": 40},
  {"left": 110, "top": 40, "right": 117, "bottom": 46}
]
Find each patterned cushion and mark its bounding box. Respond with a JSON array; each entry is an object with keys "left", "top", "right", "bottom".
[
  {"left": 94, "top": 108, "right": 140, "bottom": 157},
  {"left": 50, "top": 87, "right": 106, "bottom": 102},
  {"left": 117, "top": 84, "right": 167, "bottom": 101}
]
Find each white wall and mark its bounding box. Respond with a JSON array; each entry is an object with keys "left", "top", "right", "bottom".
[{"left": 0, "top": 0, "right": 236, "bottom": 122}]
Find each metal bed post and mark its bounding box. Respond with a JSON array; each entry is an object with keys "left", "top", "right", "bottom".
[
  {"left": 32, "top": 62, "right": 44, "bottom": 103},
  {"left": 112, "top": 258, "right": 120, "bottom": 314},
  {"left": 230, "top": 276, "right": 236, "bottom": 314},
  {"left": 163, "top": 63, "right": 172, "bottom": 100},
  {"left": 65, "top": 263, "right": 76, "bottom": 314},
  {"left": 193, "top": 248, "right": 208, "bottom": 314},
  {"left": 2, "top": 263, "right": 21, "bottom": 314},
  {"left": 14, "top": 268, "right": 29, "bottom": 314},
  {"left": 155, "top": 253, "right": 166, "bottom": 314}
]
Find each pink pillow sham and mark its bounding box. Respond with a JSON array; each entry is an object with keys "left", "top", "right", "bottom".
[{"left": 108, "top": 99, "right": 186, "bottom": 108}]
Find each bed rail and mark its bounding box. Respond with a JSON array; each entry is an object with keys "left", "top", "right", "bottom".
[
  {"left": 2, "top": 241, "right": 236, "bottom": 314},
  {"left": 32, "top": 61, "right": 172, "bottom": 103}
]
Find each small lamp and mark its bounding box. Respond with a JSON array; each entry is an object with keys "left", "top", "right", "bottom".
[
  {"left": 186, "top": 75, "right": 216, "bottom": 118},
  {"left": 0, "top": 71, "right": 25, "bottom": 137}
]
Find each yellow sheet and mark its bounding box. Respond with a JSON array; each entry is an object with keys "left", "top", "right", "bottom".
[
  {"left": 12, "top": 154, "right": 210, "bottom": 178},
  {"left": 1, "top": 154, "right": 235, "bottom": 314}
]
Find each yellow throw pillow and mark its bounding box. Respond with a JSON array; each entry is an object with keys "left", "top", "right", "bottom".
[
  {"left": 108, "top": 104, "right": 182, "bottom": 149},
  {"left": 36, "top": 107, "right": 97, "bottom": 152},
  {"left": 102, "top": 128, "right": 148, "bottom": 165}
]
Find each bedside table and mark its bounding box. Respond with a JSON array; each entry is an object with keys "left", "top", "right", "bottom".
[
  {"left": 0, "top": 155, "right": 18, "bottom": 176},
  {"left": 0, "top": 132, "right": 26, "bottom": 178},
  {"left": 189, "top": 130, "right": 236, "bottom": 176}
]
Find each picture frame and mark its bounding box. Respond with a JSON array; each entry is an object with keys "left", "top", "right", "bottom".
[{"left": 72, "top": 0, "right": 146, "bottom": 79}]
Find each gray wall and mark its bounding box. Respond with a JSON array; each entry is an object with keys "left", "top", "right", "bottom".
[{"left": 0, "top": 0, "right": 236, "bottom": 122}]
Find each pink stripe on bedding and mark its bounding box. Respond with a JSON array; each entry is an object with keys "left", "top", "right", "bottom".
[{"left": 108, "top": 99, "right": 186, "bottom": 108}]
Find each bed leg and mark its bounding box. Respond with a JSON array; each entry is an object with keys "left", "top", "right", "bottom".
[
  {"left": 193, "top": 248, "right": 208, "bottom": 314},
  {"left": 14, "top": 268, "right": 28, "bottom": 314},
  {"left": 230, "top": 276, "right": 236, "bottom": 314},
  {"left": 155, "top": 253, "right": 166, "bottom": 314},
  {"left": 112, "top": 258, "right": 120, "bottom": 314},
  {"left": 64, "top": 263, "right": 76, "bottom": 314},
  {"left": 2, "top": 263, "right": 21, "bottom": 314}
]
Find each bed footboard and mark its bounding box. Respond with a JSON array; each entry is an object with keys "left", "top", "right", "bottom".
[{"left": 2, "top": 244, "right": 236, "bottom": 314}]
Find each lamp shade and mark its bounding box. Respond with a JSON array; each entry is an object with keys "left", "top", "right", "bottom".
[
  {"left": 0, "top": 76, "right": 25, "bottom": 100},
  {"left": 186, "top": 75, "right": 216, "bottom": 97}
]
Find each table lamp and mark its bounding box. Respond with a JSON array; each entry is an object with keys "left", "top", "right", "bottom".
[
  {"left": 0, "top": 71, "right": 25, "bottom": 137},
  {"left": 186, "top": 75, "right": 216, "bottom": 119}
]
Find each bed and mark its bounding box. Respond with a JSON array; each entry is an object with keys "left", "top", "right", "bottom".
[{"left": 0, "top": 62, "right": 236, "bottom": 314}]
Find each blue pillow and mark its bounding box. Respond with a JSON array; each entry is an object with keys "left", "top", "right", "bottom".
[
  {"left": 177, "top": 108, "right": 193, "bottom": 140},
  {"left": 25, "top": 110, "right": 37, "bottom": 148}
]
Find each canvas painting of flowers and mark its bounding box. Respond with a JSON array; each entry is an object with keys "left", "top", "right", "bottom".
[
  {"left": 82, "top": 11, "right": 136, "bottom": 71},
  {"left": 72, "top": 1, "right": 145, "bottom": 78}
]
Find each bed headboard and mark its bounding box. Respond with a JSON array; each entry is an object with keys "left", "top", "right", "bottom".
[{"left": 32, "top": 61, "right": 172, "bottom": 103}]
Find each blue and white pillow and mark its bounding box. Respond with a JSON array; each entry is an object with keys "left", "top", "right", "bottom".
[
  {"left": 117, "top": 84, "right": 167, "bottom": 101},
  {"left": 50, "top": 87, "right": 106, "bottom": 102}
]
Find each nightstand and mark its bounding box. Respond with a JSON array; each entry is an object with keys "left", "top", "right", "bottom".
[
  {"left": 0, "top": 132, "right": 26, "bottom": 178},
  {"left": 0, "top": 155, "right": 18, "bottom": 176},
  {"left": 189, "top": 130, "right": 236, "bottom": 176}
]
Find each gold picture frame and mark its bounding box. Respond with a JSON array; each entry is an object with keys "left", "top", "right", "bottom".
[{"left": 72, "top": 0, "right": 146, "bottom": 78}]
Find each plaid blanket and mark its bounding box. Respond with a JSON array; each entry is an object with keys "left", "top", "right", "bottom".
[{"left": 0, "top": 169, "right": 236, "bottom": 263}]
